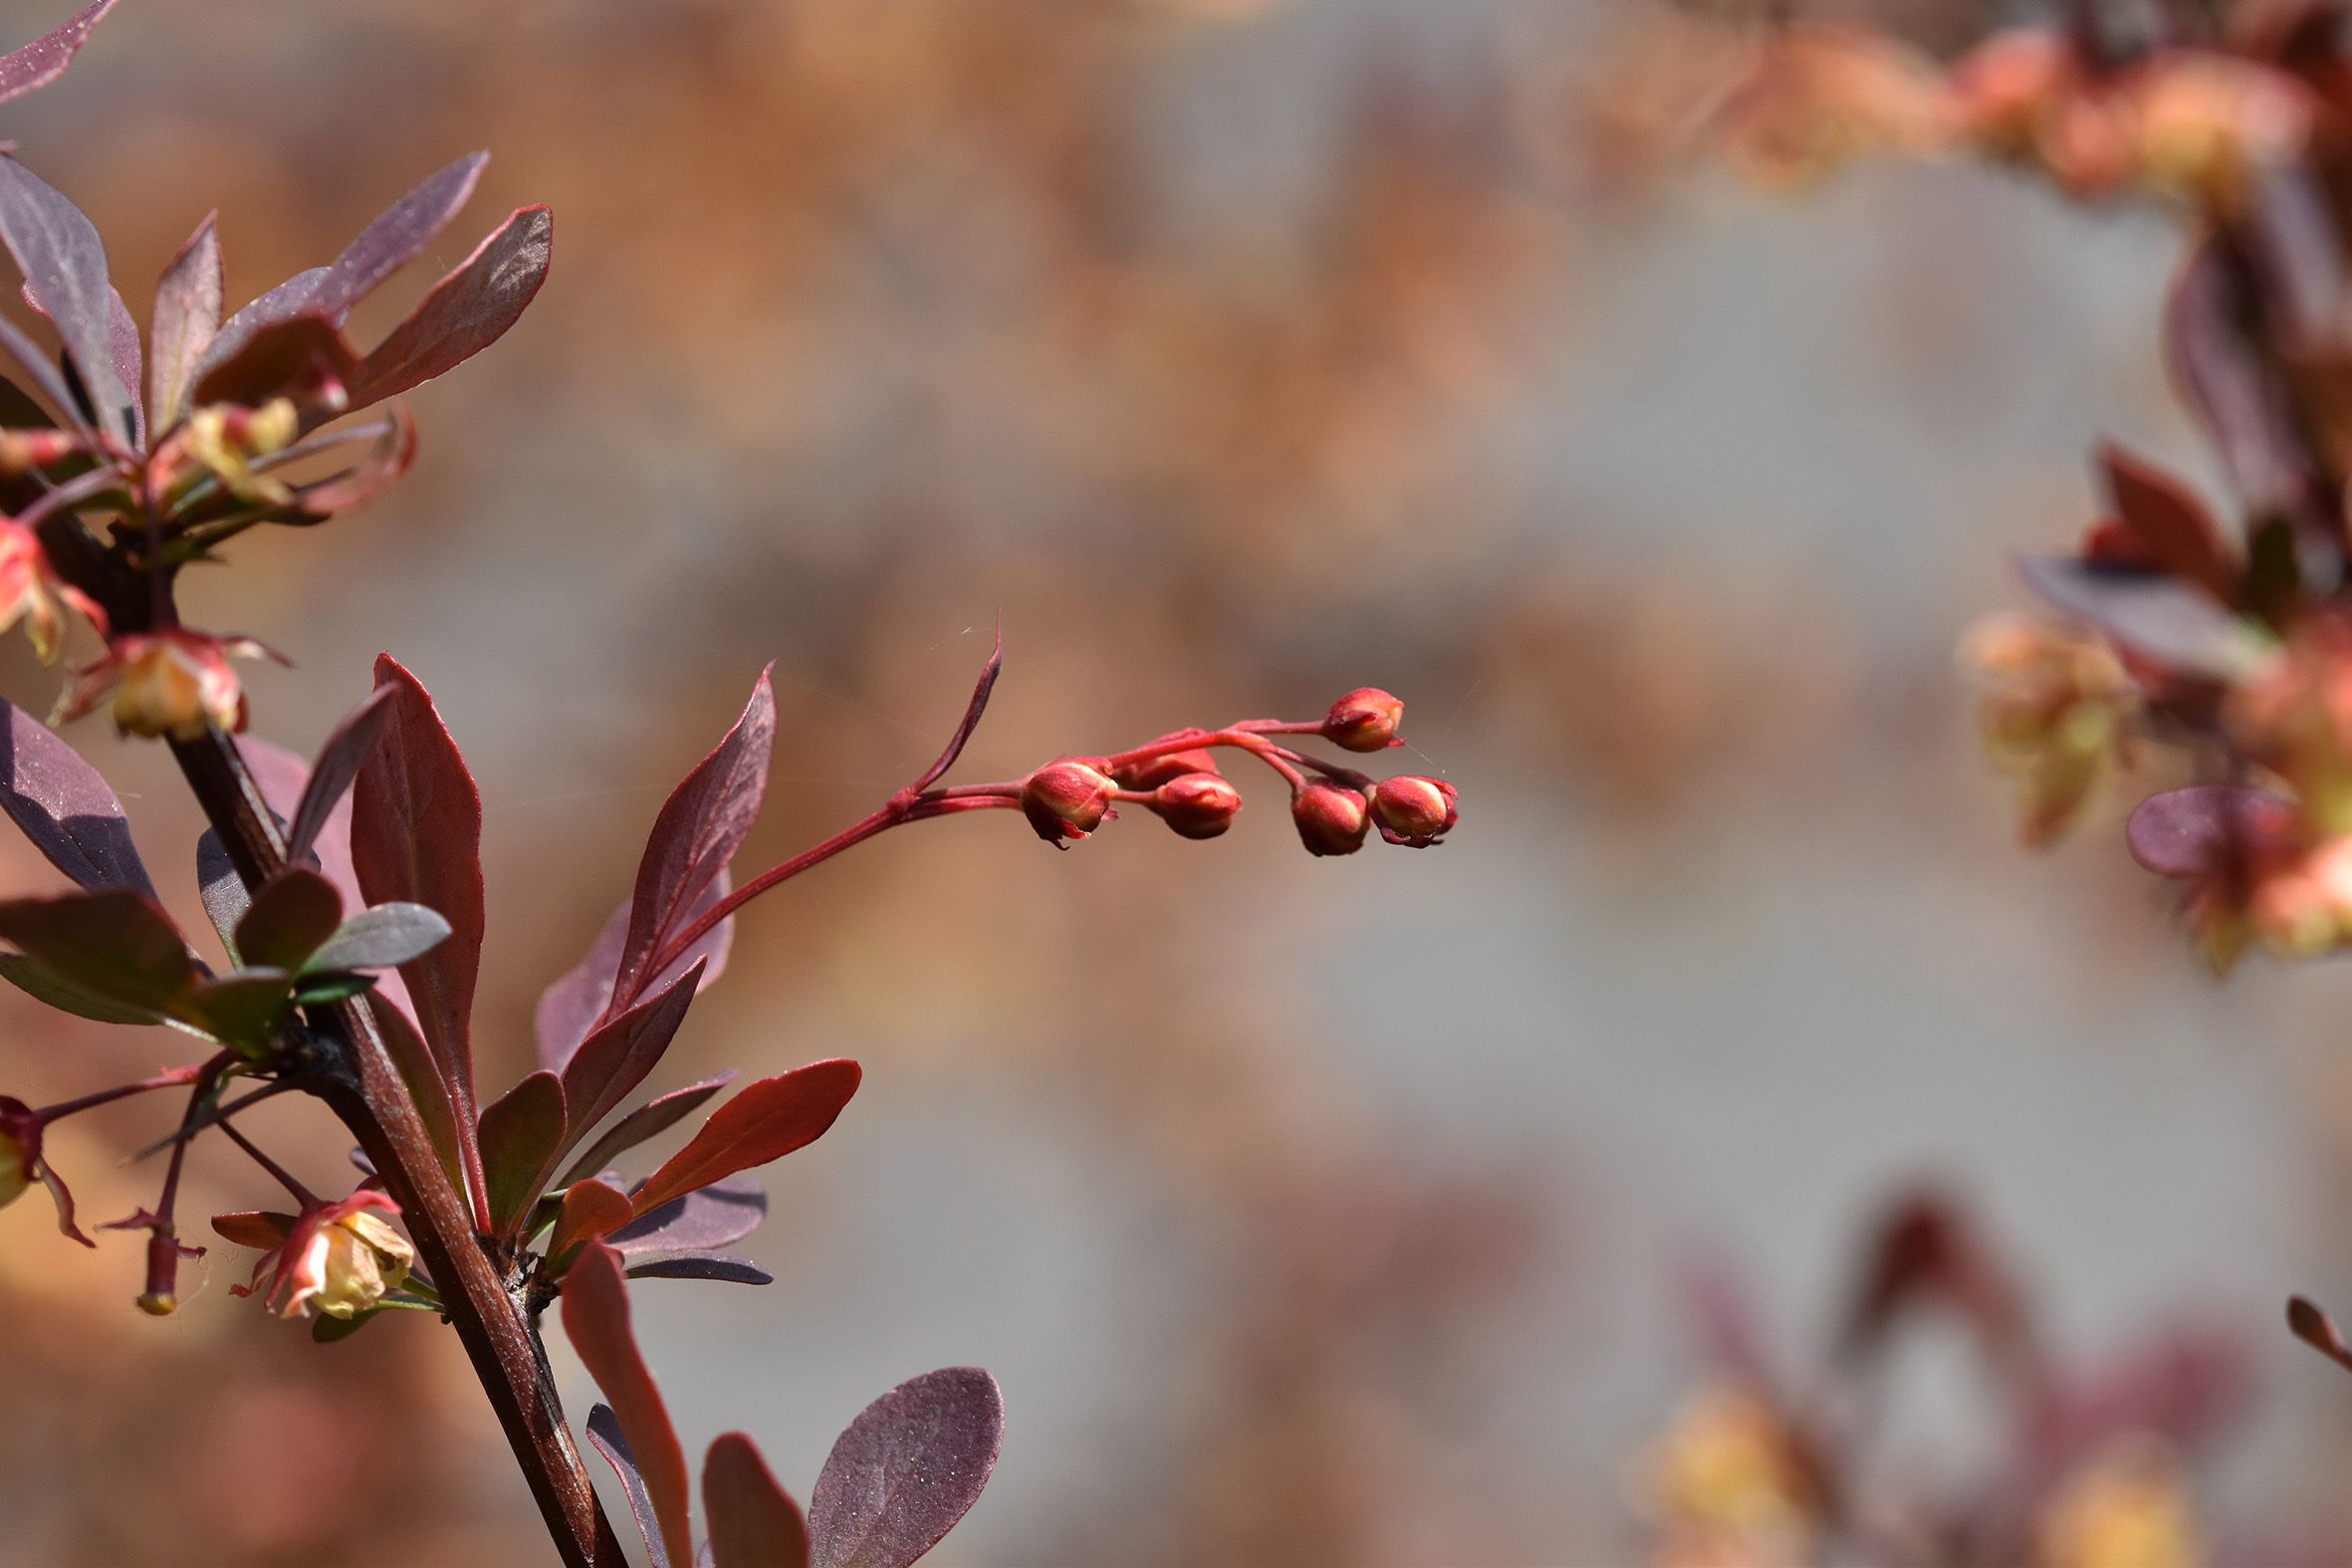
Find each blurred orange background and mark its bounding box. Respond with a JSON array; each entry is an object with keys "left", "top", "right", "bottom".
[{"left": 0, "top": 0, "right": 2349, "bottom": 1561}]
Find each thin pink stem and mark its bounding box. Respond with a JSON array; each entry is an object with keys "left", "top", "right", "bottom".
[
  {"left": 35, "top": 1059, "right": 217, "bottom": 1123},
  {"left": 220, "top": 1118, "right": 320, "bottom": 1210}
]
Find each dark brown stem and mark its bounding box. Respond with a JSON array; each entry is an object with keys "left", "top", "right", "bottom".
[{"left": 167, "top": 728, "right": 623, "bottom": 1568}]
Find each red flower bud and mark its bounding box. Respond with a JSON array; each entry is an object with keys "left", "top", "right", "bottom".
[
  {"left": 1150, "top": 773, "right": 1243, "bottom": 840},
  {"left": 1113, "top": 748, "right": 1223, "bottom": 791},
  {"left": 1322, "top": 687, "right": 1404, "bottom": 752},
  {"left": 1292, "top": 783, "right": 1370, "bottom": 856},
  {"left": 1022, "top": 759, "right": 1117, "bottom": 845},
  {"left": 1370, "top": 776, "right": 1459, "bottom": 847}
]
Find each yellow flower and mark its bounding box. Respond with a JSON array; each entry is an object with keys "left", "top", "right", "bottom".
[
  {"left": 2036, "top": 1440, "right": 2199, "bottom": 1568},
  {"left": 1634, "top": 1386, "right": 1815, "bottom": 1568},
  {"left": 1963, "top": 615, "right": 2136, "bottom": 846}
]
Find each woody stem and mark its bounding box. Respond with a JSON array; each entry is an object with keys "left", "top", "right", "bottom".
[{"left": 165, "top": 727, "right": 624, "bottom": 1568}]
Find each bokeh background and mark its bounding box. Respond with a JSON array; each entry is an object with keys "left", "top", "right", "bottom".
[{"left": 1, "top": 0, "right": 2349, "bottom": 1561}]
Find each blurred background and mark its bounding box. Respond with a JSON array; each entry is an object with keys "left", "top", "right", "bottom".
[{"left": 1, "top": 0, "right": 2350, "bottom": 1560}]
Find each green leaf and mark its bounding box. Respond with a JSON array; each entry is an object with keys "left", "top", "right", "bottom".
[
  {"left": 174, "top": 968, "right": 295, "bottom": 1052},
  {"left": 302, "top": 901, "right": 451, "bottom": 976},
  {"left": 0, "top": 951, "right": 165, "bottom": 1025},
  {"left": 292, "top": 972, "right": 378, "bottom": 1006}
]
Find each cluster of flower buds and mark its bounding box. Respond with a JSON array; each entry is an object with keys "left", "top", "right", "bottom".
[
  {"left": 1717, "top": 21, "right": 2320, "bottom": 209},
  {"left": 1003, "top": 686, "right": 1458, "bottom": 858}
]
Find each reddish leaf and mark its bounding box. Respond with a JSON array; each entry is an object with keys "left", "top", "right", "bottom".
[
  {"left": 2289, "top": 1296, "right": 2352, "bottom": 1374},
  {"left": 537, "top": 875, "right": 735, "bottom": 1071},
  {"left": 210, "top": 1209, "right": 295, "bottom": 1249},
  {"left": 284, "top": 407, "right": 415, "bottom": 522},
  {"left": 351, "top": 654, "right": 486, "bottom": 1199},
  {"left": 629, "top": 1060, "right": 860, "bottom": 1220},
  {"left": 610, "top": 1180, "right": 767, "bottom": 1258},
  {"left": 587, "top": 1405, "right": 673, "bottom": 1568},
  {"left": 0, "top": 2, "right": 116, "bottom": 107},
  {"left": 556, "top": 1071, "right": 735, "bottom": 1191},
  {"left": 808, "top": 1368, "right": 1003, "bottom": 1568},
  {"left": 2126, "top": 785, "right": 2301, "bottom": 879},
  {"left": 706, "top": 1433, "right": 811, "bottom": 1568},
  {"left": 311, "top": 152, "right": 488, "bottom": 325},
  {"left": 549, "top": 1176, "right": 633, "bottom": 1260},
  {"left": 2169, "top": 240, "right": 2318, "bottom": 530},
  {"left": 0, "top": 889, "right": 195, "bottom": 1012},
  {"left": 196, "top": 265, "right": 326, "bottom": 387},
  {"left": 102, "top": 286, "right": 138, "bottom": 447},
  {"left": 611, "top": 669, "right": 774, "bottom": 1013},
  {"left": 0, "top": 695, "right": 154, "bottom": 895},
  {"left": 0, "top": 156, "right": 129, "bottom": 443},
  {"left": 560, "top": 960, "right": 705, "bottom": 1159},
  {"left": 2095, "top": 443, "right": 2236, "bottom": 602},
  {"left": 147, "top": 210, "right": 220, "bottom": 427},
  {"left": 365, "top": 991, "right": 468, "bottom": 1200},
  {"left": 188, "top": 313, "right": 359, "bottom": 410},
  {"left": 349, "top": 204, "right": 553, "bottom": 412},
  {"left": 288, "top": 685, "right": 396, "bottom": 868},
  {"left": 478, "top": 1069, "right": 567, "bottom": 1238},
  {"left": 562, "top": 1243, "right": 692, "bottom": 1568},
  {"left": 909, "top": 631, "right": 1001, "bottom": 795},
  {"left": 234, "top": 867, "right": 344, "bottom": 972}
]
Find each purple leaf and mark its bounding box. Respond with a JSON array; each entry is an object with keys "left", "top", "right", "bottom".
[
  {"left": 311, "top": 152, "right": 487, "bottom": 325},
  {"left": 560, "top": 959, "right": 705, "bottom": 1159},
  {"left": 0, "top": 309, "right": 84, "bottom": 431},
  {"left": 556, "top": 1071, "right": 736, "bottom": 1191},
  {"left": 103, "top": 286, "right": 138, "bottom": 447},
  {"left": 705, "top": 1433, "right": 809, "bottom": 1568},
  {"left": 188, "top": 312, "right": 358, "bottom": 410},
  {"left": 147, "top": 210, "right": 219, "bottom": 427},
  {"left": 609, "top": 1180, "right": 767, "bottom": 1257},
  {"left": 563, "top": 1244, "right": 693, "bottom": 1568},
  {"left": 348, "top": 204, "right": 553, "bottom": 412},
  {"left": 233, "top": 867, "right": 343, "bottom": 971},
  {"left": 588, "top": 1404, "right": 674, "bottom": 1568},
  {"left": 611, "top": 668, "right": 774, "bottom": 1014},
  {"left": 0, "top": 2, "right": 115, "bottom": 108},
  {"left": 2169, "top": 240, "right": 2319, "bottom": 531},
  {"left": 628, "top": 1060, "right": 860, "bottom": 1221},
  {"left": 196, "top": 265, "right": 327, "bottom": 388},
  {"left": 0, "top": 888, "right": 195, "bottom": 1012},
  {"left": 478, "top": 1068, "right": 566, "bottom": 1237},
  {"left": 537, "top": 874, "right": 734, "bottom": 1071},
  {"left": 0, "top": 156, "right": 129, "bottom": 443},
  {"left": 0, "top": 694, "right": 153, "bottom": 895},
  {"left": 628, "top": 1252, "right": 773, "bottom": 1287},
  {"left": 288, "top": 685, "right": 396, "bottom": 869},
  {"left": 2014, "top": 556, "right": 2267, "bottom": 681},
  {"left": 808, "top": 1368, "right": 1004, "bottom": 1568},
  {"left": 351, "top": 654, "right": 486, "bottom": 1200},
  {"left": 2126, "top": 784, "right": 2301, "bottom": 879}
]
